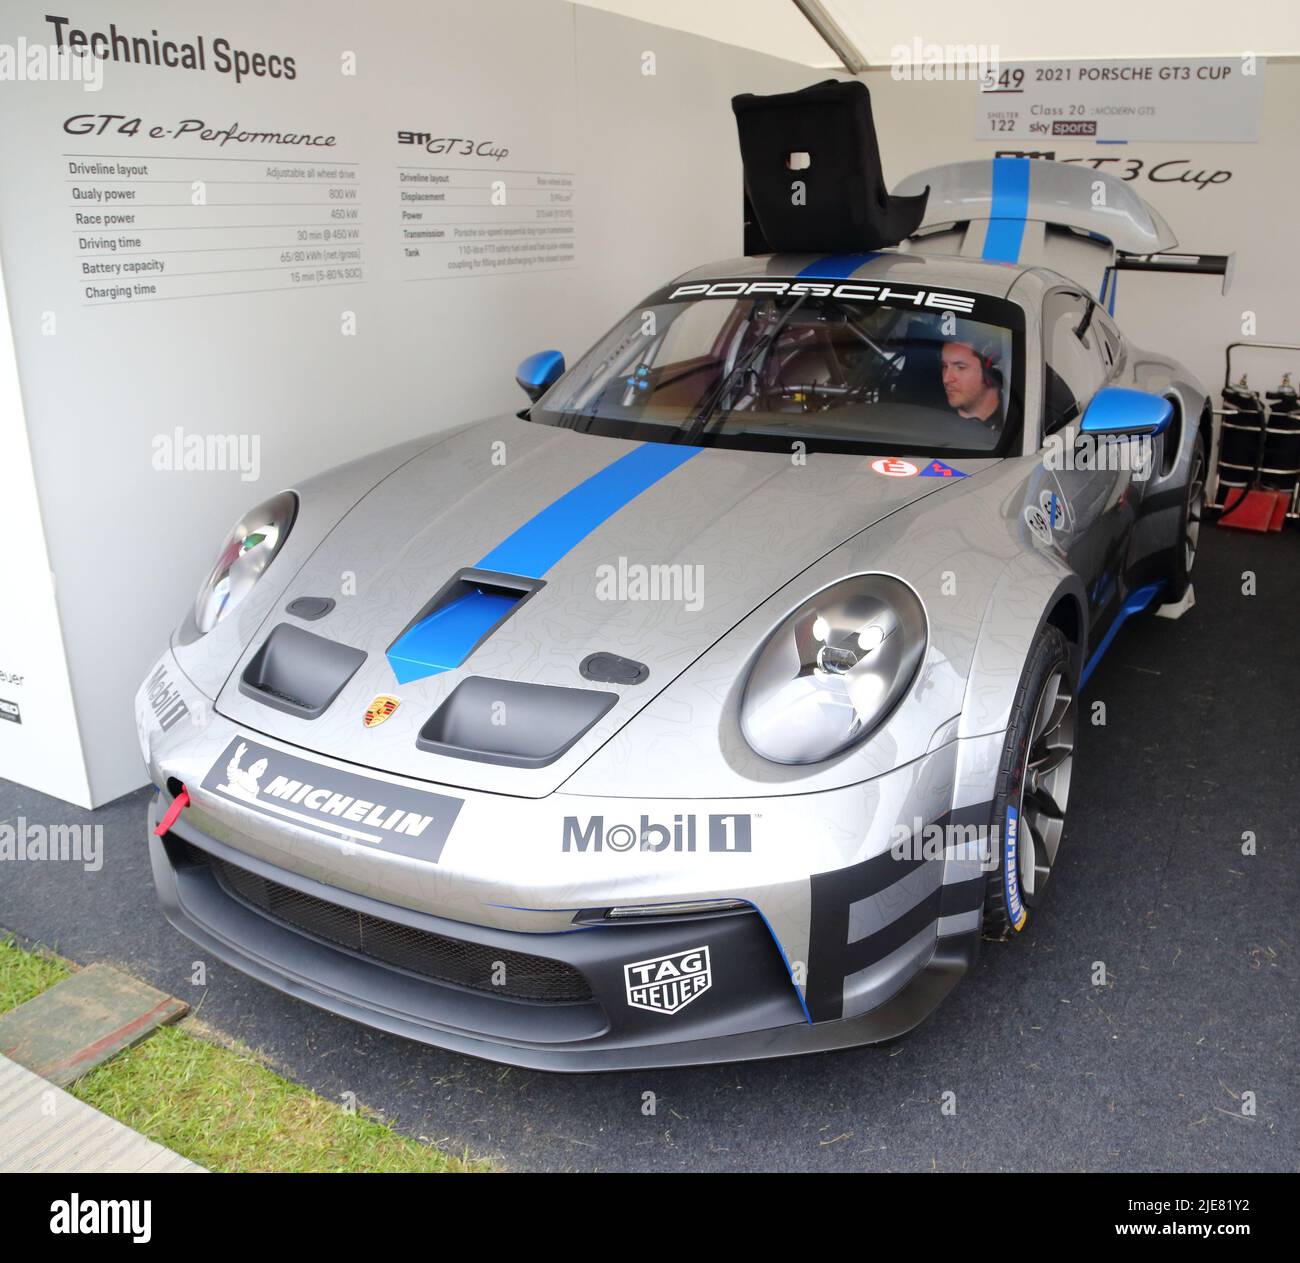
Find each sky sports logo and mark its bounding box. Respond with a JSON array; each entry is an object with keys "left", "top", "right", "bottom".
[{"left": 666, "top": 280, "right": 977, "bottom": 313}]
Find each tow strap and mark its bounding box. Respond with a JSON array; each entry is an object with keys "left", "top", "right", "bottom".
[{"left": 154, "top": 786, "right": 190, "bottom": 837}]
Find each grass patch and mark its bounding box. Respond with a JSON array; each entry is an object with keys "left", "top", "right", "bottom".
[
  {"left": 0, "top": 931, "right": 485, "bottom": 1173},
  {"left": 73, "top": 1025, "right": 482, "bottom": 1172},
  {"left": 0, "top": 932, "right": 71, "bottom": 1010}
]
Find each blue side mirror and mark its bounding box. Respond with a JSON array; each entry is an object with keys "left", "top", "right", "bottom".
[
  {"left": 516, "top": 350, "right": 565, "bottom": 402},
  {"left": 1079, "top": 387, "right": 1172, "bottom": 436}
]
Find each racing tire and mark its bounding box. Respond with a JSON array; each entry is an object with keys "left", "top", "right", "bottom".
[
  {"left": 1163, "top": 433, "right": 1206, "bottom": 604},
  {"left": 982, "top": 624, "right": 1077, "bottom": 940}
]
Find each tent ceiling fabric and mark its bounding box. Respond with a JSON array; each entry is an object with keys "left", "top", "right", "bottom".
[
  {"left": 572, "top": 0, "right": 1300, "bottom": 66},
  {"left": 568, "top": 0, "right": 833, "bottom": 66}
]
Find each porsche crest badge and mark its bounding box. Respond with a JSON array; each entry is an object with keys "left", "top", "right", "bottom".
[{"left": 363, "top": 695, "right": 400, "bottom": 728}]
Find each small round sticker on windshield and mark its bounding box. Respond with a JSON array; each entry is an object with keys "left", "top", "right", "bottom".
[{"left": 870, "top": 457, "right": 919, "bottom": 477}]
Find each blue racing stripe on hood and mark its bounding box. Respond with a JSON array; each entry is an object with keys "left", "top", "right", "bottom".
[
  {"left": 476, "top": 440, "right": 701, "bottom": 577},
  {"left": 387, "top": 441, "right": 701, "bottom": 682},
  {"left": 796, "top": 252, "right": 881, "bottom": 279},
  {"left": 982, "top": 158, "right": 1031, "bottom": 264}
]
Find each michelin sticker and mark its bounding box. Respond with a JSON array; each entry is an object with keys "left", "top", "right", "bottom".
[
  {"left": 624, "top": 946, "right": 712, "bottom": 1015},
  {"left": 201, "top": 737, "right": 462, "bottom": 862}
]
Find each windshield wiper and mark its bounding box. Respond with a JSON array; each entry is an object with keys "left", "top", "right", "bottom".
[{"left": 679, "top": 296, "right": 807, "bottom": 445}]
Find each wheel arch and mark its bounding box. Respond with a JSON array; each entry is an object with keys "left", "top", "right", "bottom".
[{"left": 958, "top": 554, "right": 1088, "bottom": 741}]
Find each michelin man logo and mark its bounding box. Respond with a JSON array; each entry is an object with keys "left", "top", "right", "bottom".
[{"left": 218, "top": 741, "right": 267, "bottom": 802}]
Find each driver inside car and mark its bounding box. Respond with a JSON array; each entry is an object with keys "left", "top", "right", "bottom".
[{"left": 940, "top": 330, "right": 1005, "bottom": 432}]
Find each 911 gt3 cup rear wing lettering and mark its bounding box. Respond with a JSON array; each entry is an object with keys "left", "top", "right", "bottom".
[
  {"left": 892, "top": 157, "right": 1232, "bottom": 299},
  {"left": 895, "top": 158, "right": 1177, "bottom": 259}
]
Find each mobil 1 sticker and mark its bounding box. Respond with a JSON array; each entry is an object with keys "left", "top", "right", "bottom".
[{"left": 201, "top": 737, "right": 462, "bottom": 862}]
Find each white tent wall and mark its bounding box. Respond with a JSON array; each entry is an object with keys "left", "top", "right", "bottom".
[
  {"left": 0, "top": 252, "right": 93, "bottom": 807},
  {"left": 0, "top": 0, "right": 815, "bottom": 808}
]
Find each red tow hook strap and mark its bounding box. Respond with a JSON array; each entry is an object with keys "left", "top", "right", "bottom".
[{"left": 154, "top": 787, "right": 190, "bottom": 837}]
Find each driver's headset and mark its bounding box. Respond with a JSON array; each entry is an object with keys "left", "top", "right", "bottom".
[{"left": 972, "top": 338, "right": 1004, "bottom": 390}]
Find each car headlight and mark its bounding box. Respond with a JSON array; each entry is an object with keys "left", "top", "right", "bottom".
[
  {"left": 192, "top": 491, "right": 297, "bottom": 635},
  {"left": 740, "top": 575, "right": 927, "bottom": 765}
]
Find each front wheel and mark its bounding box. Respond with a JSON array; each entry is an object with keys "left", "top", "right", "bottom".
[{"left": 983, "top": 625, "right": 1078, "bottom": 939}]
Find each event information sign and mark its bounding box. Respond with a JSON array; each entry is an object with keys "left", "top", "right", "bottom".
[{"left": 975, "top": 58, "right": 1266, "bottom": 143}]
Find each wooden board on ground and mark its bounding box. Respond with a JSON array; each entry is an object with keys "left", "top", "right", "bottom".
[{"left": 0, "top": 963, "right": 188, "bottom": 1087}]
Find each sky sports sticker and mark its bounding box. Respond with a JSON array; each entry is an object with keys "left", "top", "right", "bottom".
[{"left": 201, "top": 737, "right": 462, "bottom": 862}]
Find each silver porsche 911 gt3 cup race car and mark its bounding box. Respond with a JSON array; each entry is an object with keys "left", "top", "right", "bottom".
[{"left": 136, "top": 137, "right": 1217, "bottom": 1070}]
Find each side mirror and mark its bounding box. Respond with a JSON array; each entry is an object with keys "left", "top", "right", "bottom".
[
  {"left": 1079, "top": 387, "right": 1172, "bottom": 436},
  {"left": 516, "top": 350, "right": 564, "bottom": 402}
]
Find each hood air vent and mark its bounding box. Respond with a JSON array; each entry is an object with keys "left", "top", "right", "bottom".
[
  {"left": 239, "top": 623, "right": 366, "bottom": 719},
  {"left": 417, "top": 677, "right": 616, "bottom": 769}
]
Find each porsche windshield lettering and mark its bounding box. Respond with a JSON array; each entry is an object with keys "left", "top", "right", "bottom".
[{"left": 667, "top": 279, "right": 977, "bottom": 312}]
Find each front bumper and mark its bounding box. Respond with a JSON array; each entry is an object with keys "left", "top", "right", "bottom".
[
  {"left": 140, "top": 649, "right": 997, "bottom": 1070},
  {"left": 150, "top": 793, "right": 978, "bottom": 1070}
]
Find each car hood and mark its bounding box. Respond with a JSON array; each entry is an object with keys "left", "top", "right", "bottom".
[{"left": 214, "top": 416, "right": 996, "bottom": 796}]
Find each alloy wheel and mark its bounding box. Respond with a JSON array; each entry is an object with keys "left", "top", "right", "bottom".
[
  {"left": 1016, "top": 667, "right": 1076, "bottom": 902},
  {"left": 1185, "top": 448, "right": 1206, "bottom": 574}
]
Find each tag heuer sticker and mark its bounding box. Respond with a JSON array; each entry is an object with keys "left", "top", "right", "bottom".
[
  {"left": 200, "top": 737, "right": 461, "bottom": 863},
  {"left": 624, "top": 946, "right": 712, "bottom": 1015},
  {"left": 363, "top": 694, "right": 400, "bottom": 727}
]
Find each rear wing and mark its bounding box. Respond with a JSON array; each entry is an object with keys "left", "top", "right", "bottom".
[
  {"left": 1111, "top": 250, "right": 1234, "bottom": 287},
  {"left": 892, "top": 158, "right": 1232, "bottom": 300}
]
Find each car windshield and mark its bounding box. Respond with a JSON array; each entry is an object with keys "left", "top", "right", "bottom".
[{"left": 530, "top": 277, "right": 1024, "bottom": 457}]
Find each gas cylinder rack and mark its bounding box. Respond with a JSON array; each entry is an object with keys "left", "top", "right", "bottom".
[{"left": 1211, "top": 342, "right": 1300, "bottom": 523}]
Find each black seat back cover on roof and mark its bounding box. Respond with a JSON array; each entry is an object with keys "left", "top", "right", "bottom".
[{"left": 732, "top": 79, "right": 929, "bottom": 254}]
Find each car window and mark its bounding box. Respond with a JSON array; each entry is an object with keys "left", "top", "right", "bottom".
[
  {"left": 1095, "top": 311, "right": 1122, "bottom": 370},
  {"left": 1042, "top": 290, "right": 1107, "bottom": 437},
  {"left": 532, "top": 279, "right": 1025, "bottom": 458}
]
